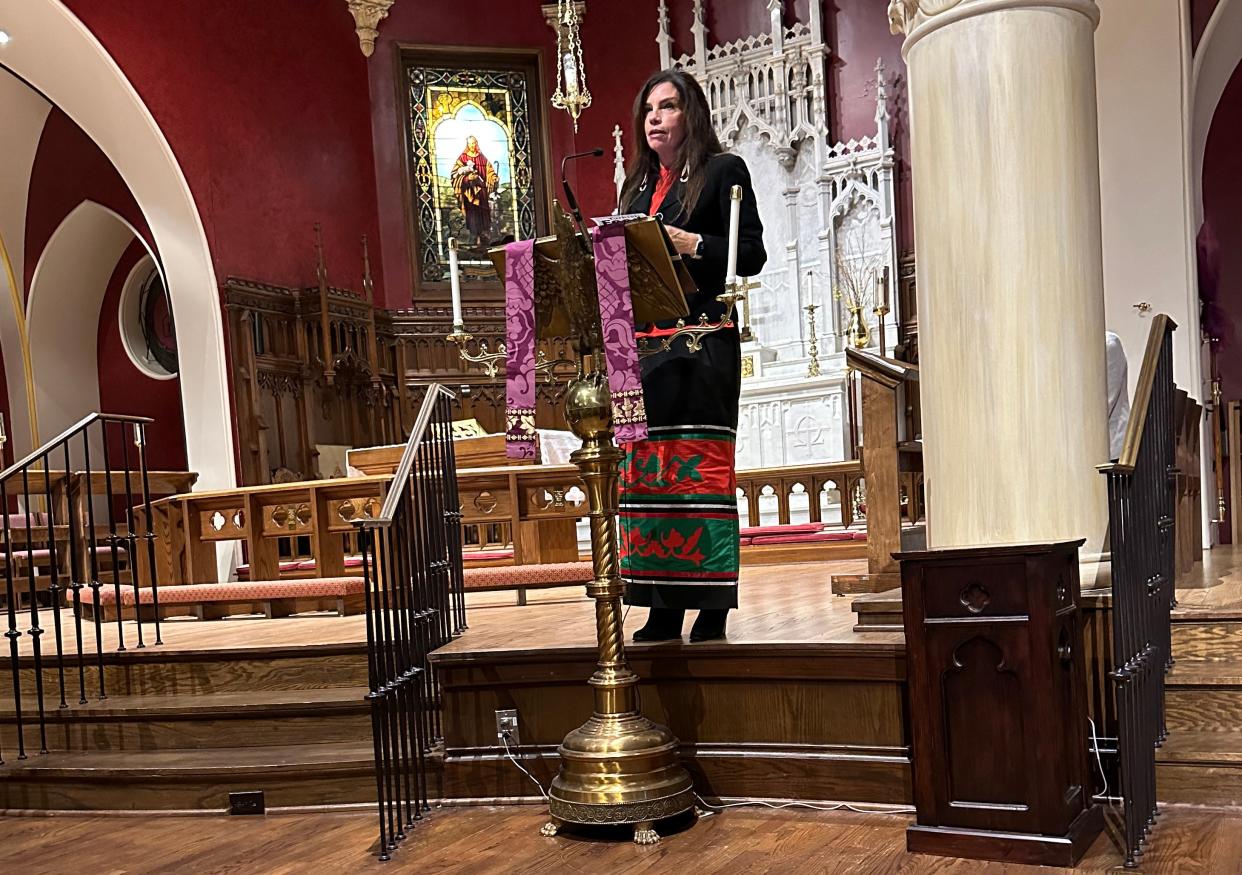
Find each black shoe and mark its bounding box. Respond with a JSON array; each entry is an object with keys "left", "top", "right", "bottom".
[
  {"left": 633, "top": 607, "right": 685, "bottom": 642},
  {"left": 690, "top": 609, "right": 728, "bottom": 642}
]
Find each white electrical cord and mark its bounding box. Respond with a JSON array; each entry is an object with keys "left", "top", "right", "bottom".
[
  {"left": 496, "top": 732, "right": 914, "bottom": 816},
  {"left": 1088, "top": 717, "right": 1123, "bottom": 803},
  {"left": 500, "top": 730, "right": 549, "bottom": 800}
]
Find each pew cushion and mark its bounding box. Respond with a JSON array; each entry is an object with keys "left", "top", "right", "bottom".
[
  {"left": 294, "top": 556, "right": 365, "bottom": 571},
  {"left": 80, "top": 577, "right": 365, "bottom": 606},
  {"left": 237, "top": 560, "right": 307, "bottom": 578},
  {"left": 2, "top": 513, "right": 48, "bottom": 528},
  {"left": 738, "top": 523, "right": 824, "bottom": 537},
  {"left": 749, "top": 531, "right": 861, "bottom": 546},
  {"left": 0, "top": 548, "right": 55, "bottom": 563},
  {"left": 463, "top": 561, "right": 593, "bottom": 591},
  {"left": 463, "top": 549, "right": 515, "bottom": 562}
]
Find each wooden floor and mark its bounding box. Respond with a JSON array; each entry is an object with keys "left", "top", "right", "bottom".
[
  {"left": 1, "top": 803, "right": 1239, "bottom": 874},
  {"left": 15, "top": 546, "right": 1242, "bottom": 660},
  {"left": 11, "top": 558, "right": 875, "bottom": 658}
]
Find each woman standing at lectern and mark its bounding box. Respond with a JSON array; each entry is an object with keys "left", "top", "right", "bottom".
[{"left": 618, "top": 70, "right": 766, "bottom": 643}]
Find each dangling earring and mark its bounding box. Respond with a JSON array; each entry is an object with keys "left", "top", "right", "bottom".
[
  {"left": 638, "top": 174, "right": 649, "bottom": 192},
  {"left": 679, "top": 164, "right": 690, "bottom": 183}
]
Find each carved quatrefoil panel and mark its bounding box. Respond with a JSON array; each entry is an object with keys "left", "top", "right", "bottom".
[{"left": 959, "top": 581, "right": 991, "bottom": 615}]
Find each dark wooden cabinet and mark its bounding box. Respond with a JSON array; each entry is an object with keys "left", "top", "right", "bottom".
[{"left": 899, "top": 540, "right": 1103, "bottom": 867}]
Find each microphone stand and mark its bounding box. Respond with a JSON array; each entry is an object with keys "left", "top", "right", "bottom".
[{"left": 561, "top": 148, "right": 604, "bottom": 244}]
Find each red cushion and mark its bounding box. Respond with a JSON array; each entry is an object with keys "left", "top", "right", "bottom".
[
  {"left": 464, "top": 549, "right": 514, "bottom": 562},
  {"left": 2, "top": 513, "right": 47, "bottom": 529},
  {"left": 0, "top": 548, "right": 55, "bottom": 563},
  {"left": 738, "top": 536, "right": 753, "bottom": 546},
  {"left": 81, "top": 577, "right": 364, "bottom": 606},
  {"left": 851, "top": 531, "right": 868, "bottom": 541},
  {"left": 237, "top": 559, "right": 304, "bottom": 577},
  {"left": 738, "top": 523, "right": 823, "bottom": 537},
  {"left": 749, "top": 531, "right": 859, "bottom": 545},
  {"left": 463, "top": 561, "right": 593, "bottom": 589},
  {"left": 293, "top": 556, "right": 365, "bottom": 571}
]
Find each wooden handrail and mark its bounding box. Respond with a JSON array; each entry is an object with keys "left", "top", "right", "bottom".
[
  {"left": 1100, "top": 315, "right": 1176, "bottom": 475},
  {"left": 364, "top": 383, "right": 455, "bottom": 525}
]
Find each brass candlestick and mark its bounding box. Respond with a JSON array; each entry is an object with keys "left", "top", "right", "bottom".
[
  {"left": 451, "top": 205, "right": 700, "bottom": 844},
  {"left": 540, "top": 363, "right": 693, "bottom": 844},
  {"left": 873, "top": 303, "right": 890, "bottom": 358},
  {"left": 805, "top": 304, "right": 821, "bottom": 377}
]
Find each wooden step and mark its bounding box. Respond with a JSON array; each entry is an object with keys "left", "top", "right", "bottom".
[
  {"left": 1166, "top": 687, "right": 1242, "bottom": 733},
  {"left": 850, "top": 591, "right": 903, "bottom": 633},
  {"left": 1171, "top": 619, "right": 1242, "bottom": 664},
  {"left": 0, "top": 688, "right": 370, "bottom": 752},
  {"left": 1157, "top": 730, "right": 1242, "bottom": 806},
  {"left": 0, "top": 741, "right": 377, "bottom": 811},
  {"left": 1167, "top": 660, "right": 1242, "bottom": 686},
  {"left": 10, "top": 643, "right": 369, "bottom": 697}
]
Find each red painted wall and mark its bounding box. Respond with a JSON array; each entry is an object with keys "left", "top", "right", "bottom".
[
  {"left": 62, "top": 0, "right": 386, "bottom": 302},
  {"left": 1192, "top": 0, "right": 1223, "bottom": 54},
  {"left": 96, "top": 238, "right": 187, "bottom": 471},
  {"left": 24, "top": 107, "right": 151, "bottom": 294},
  {"left": 1204, "top": 61, "right": 1242, "bottom": 398}
]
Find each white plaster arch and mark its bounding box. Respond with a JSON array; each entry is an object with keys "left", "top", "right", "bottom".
[
  {"left": 0, "top": 0, "right": 235, "bottom": 489},
  {"left": 0, "top": 67, "right": 52, "bottom": 459},
  {"left": 1193, "top": 0, "right": 1242, "bottom": 219},
  {"left": 26, "top": 200, "right": 150, "bottom": 436}
]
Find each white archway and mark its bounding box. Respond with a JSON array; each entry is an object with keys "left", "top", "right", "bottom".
[
  {"left": 0, "top": 68, "right": 52, "bottom": 459},
  {"left": 0, "top": 0, "right": 234, "bottom": 489},
  {"left": 1193, "top": 0, "right": 1242, "bottom": 219},
  {"left": 26, "top": 200, "right": 148, "bottom": 436}
]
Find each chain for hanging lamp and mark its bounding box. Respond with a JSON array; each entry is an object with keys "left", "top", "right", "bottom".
[{"left": 551, "top": 0, "right": 591, "bottom": 131}]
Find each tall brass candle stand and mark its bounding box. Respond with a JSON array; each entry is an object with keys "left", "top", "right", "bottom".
[{"left": 449, "top": 196, "right": 749, "bottom": 844}]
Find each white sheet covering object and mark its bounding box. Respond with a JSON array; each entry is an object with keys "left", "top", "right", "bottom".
[{"left": 1106, "top": 331, "right": 1131, "bottom": 462}]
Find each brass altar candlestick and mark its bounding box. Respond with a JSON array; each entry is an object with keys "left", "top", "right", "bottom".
[
  {"left": 873, "top": 266, "right": 891, "bottom": 357},
  {"left": 805, "top": 304, "right": 821, "bottom": 377}
]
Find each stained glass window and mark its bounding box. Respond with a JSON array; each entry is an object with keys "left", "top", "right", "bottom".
[{"left": 406, "top": 60, "right": 542, "bottom": 286}]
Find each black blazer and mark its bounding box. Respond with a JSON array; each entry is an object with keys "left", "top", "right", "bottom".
[{"left": 625, "top": 152, "right": 766, "bottom": 323}]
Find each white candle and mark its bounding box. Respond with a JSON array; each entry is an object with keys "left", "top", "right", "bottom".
[
  {"left": 0, "top": 412, "right": 6, "bottom": 447},
  {"left": 725, "top": 184, "right": 742, "bottom": 289},
  {"left": 882, "top": 266, "right": 890, "bottom": 310},
  {"left": 448, "top": 238, "right": 463, "bottom": 329}
]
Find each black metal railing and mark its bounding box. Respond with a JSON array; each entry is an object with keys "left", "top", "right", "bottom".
[
  {"left": 1, "top": 413, "right": 161, "bottom": 764},
  {"left": 355, "top": 384, "right": 466, "bottom": 861},
  {"left": 1100, "top": 315, "right": 1176, "bottom": 868}
]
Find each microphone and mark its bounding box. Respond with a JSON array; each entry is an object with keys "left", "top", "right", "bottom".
[{"left": 561, "top": 148, "right": 605, "bottom": 239}]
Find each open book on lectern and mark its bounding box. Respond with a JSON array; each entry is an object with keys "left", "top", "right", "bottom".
[{"left": 487, "top": 210, "right": 695, "bottom": 340}]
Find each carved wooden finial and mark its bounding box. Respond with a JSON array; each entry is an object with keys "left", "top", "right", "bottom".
[
  {"left": 361, "top": 234, "right": 374, "bottom": 306},
  {"left": 315, "top": 223, "right": 335, "bottom": 385}
]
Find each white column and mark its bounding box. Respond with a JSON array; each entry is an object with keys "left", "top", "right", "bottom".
[{"left": 891, "top": 0, "right": 1110, "bottom": 557}]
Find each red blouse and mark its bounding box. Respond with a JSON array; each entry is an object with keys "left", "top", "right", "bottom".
[{"left": 648, "top": 165, "right": 679, "bottom": 216}]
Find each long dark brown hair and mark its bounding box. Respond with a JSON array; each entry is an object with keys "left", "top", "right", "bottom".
[{"left": 619, "top": 70, "right": 723, "bottom": 218}]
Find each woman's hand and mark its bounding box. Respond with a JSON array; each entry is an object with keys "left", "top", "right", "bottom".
[{"left": 664, "top": 226, "right": 701, "bottom": 257}]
